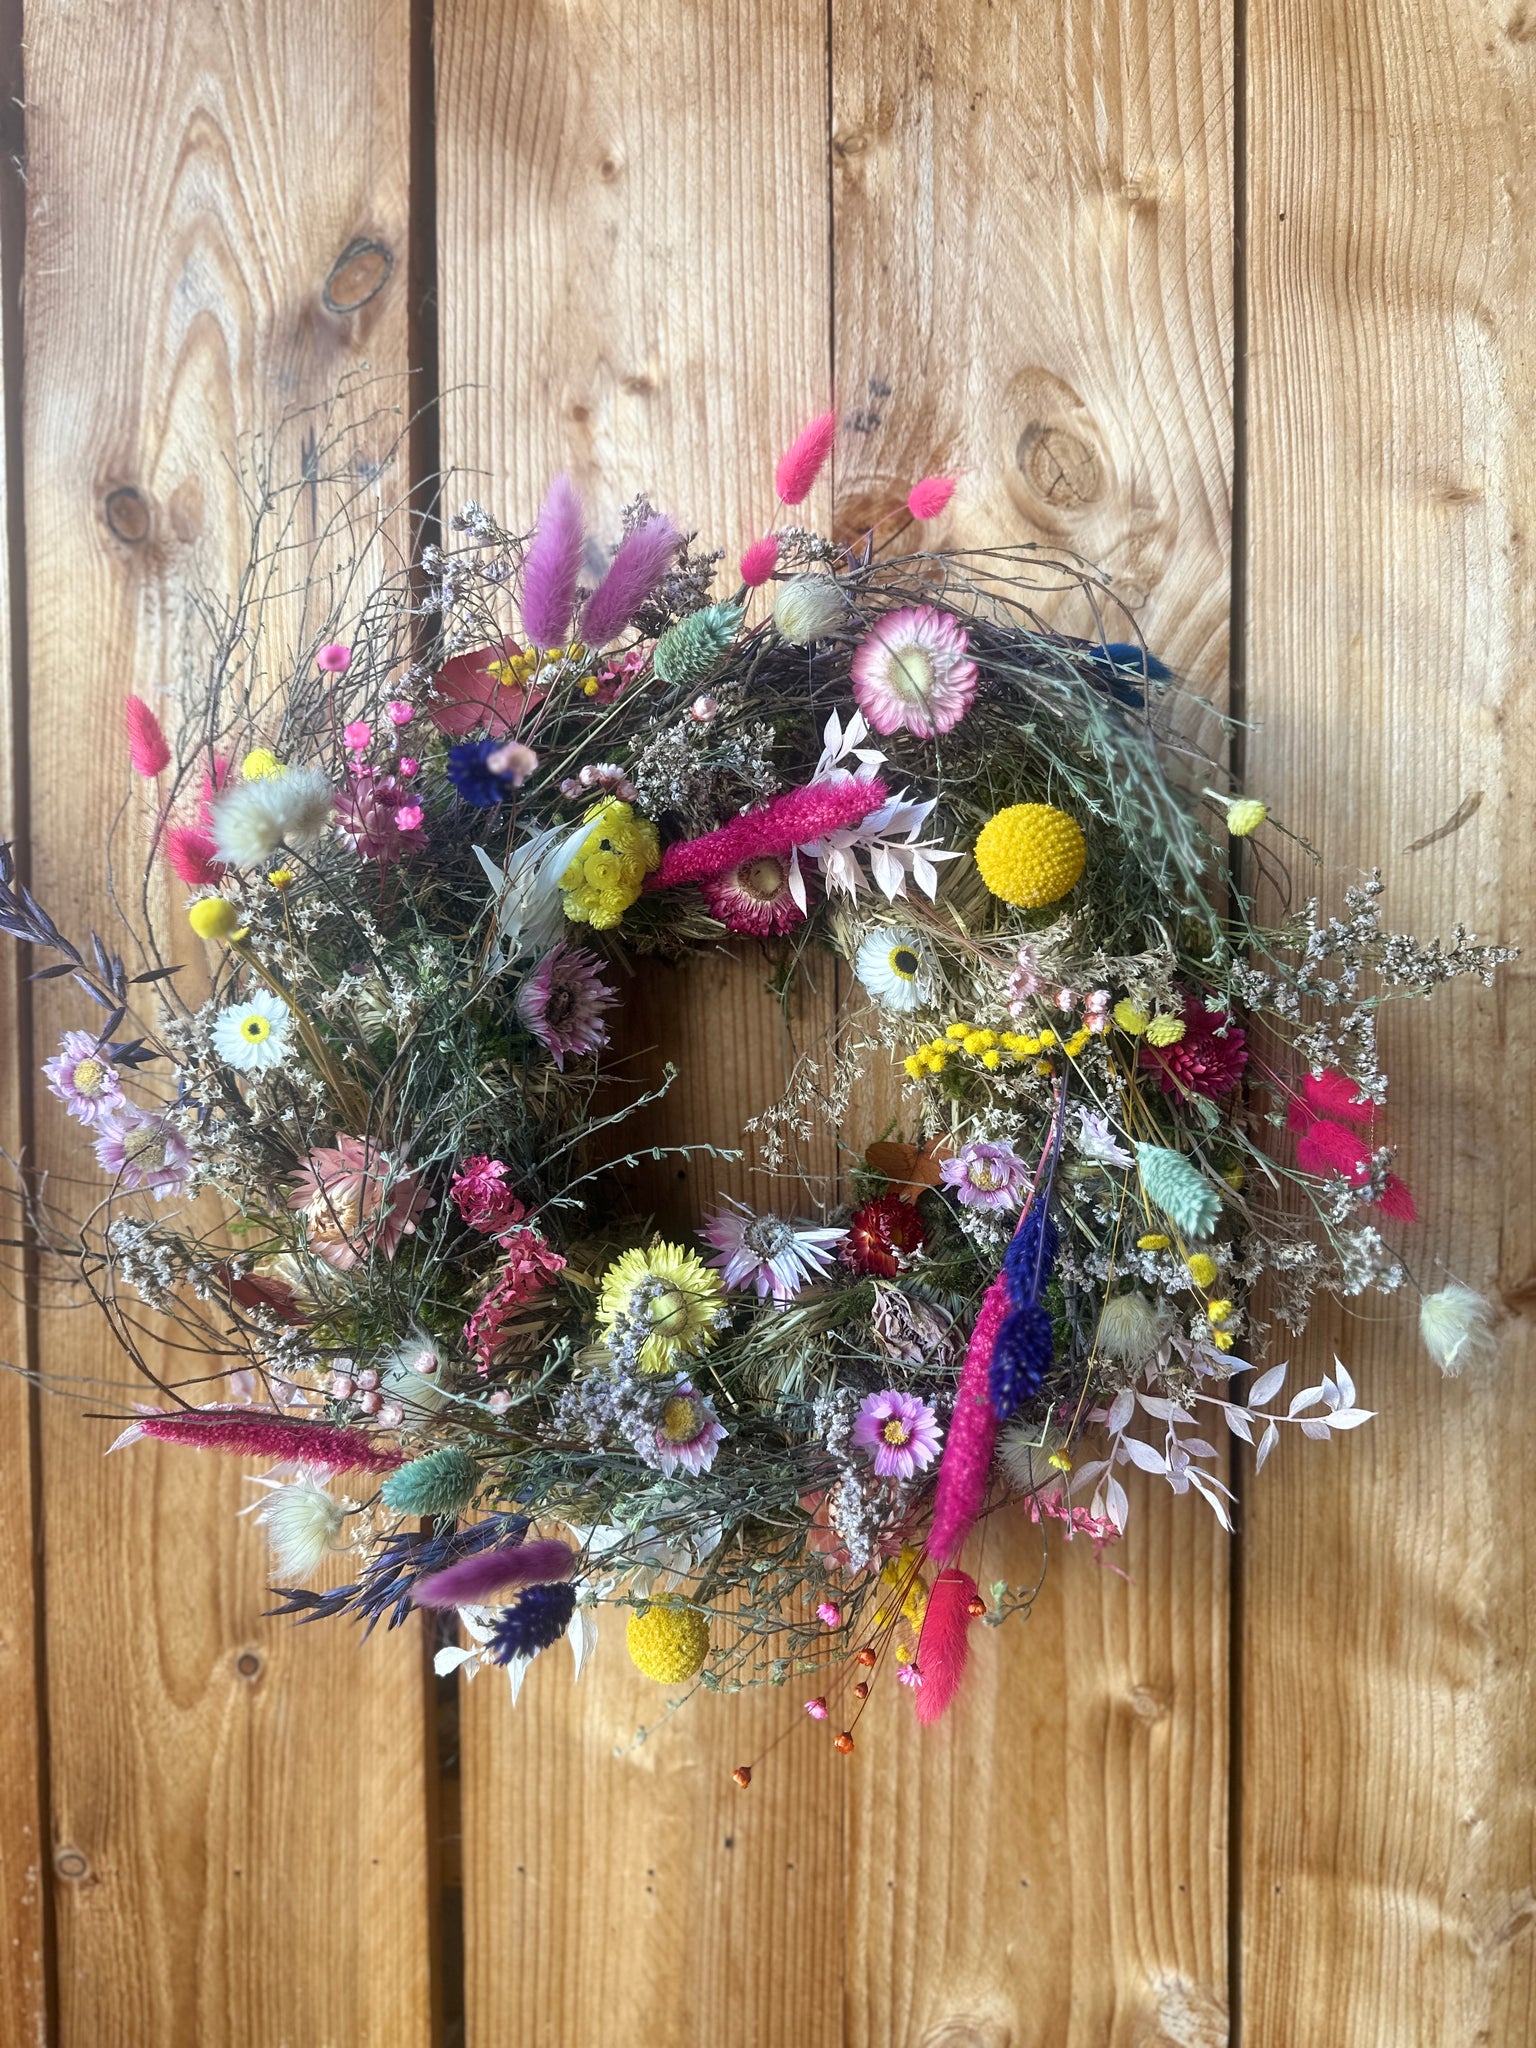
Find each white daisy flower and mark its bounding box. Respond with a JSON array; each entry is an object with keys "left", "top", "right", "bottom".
[
  {"left": 854, "top": 926, "right": 930, "bottom": 1013},
  {"left": 210, "top": 766, "right": 334, "bottom": 866},
  {"left": 211, "top": 989, "right": 293, "bottom": 1071}
]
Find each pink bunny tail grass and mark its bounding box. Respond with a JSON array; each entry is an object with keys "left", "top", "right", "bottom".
[
  {"left": 411, "top": 1537, "right": 576, "bottom": 1610},
  {"left": 520, "top": 473, "right": 586, "bottom": 647},
  {"left": 1302, "top": 1068, "right": 1373, "bottom": 1122},
  {"left": 925, "top": 1270, "right": 1010, "bottom": 1564},
  {"left": 135, "top": 1411, "right": 404, "bottom": 1474},
  {"left": 649, "top": 776, "right": 888, "bottom": 892},
  {"left": 580, "top": 513, "right": 680, "bottom": 646},
  {"left": 906, "top": 475, "right": 956, "bottom": 522},
  {"left": 164, "top": 826, "right": 224, "bottom": 887},
  {"left": 774, "top": 410, "right": 837, "bottom": 506},
  {"left": 912, "top": 1568, "right": 980, "bottom": 1724},
  {"left": 739, "top": 534, "right": 779, "bottom": 588},
  {"left": 126, "top": 695, "right": 171, "bottom": 777}
]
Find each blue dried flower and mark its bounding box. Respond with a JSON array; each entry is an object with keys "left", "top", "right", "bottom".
[
  {"left": 446, "top": 738, "right": 514, "bottom": 808},
  {"left": 1003, "top": 1201, "right": 1059, "bottom": 1302},
  {"left": 989, "top": 1300, "right": 1055, "bottom": 1420},
  {"left": 488, "top": 1580, "right": 577, "bottom": 1663}
]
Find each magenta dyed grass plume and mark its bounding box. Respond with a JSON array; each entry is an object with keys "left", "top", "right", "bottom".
[
  {"left": 137, "top": 1411, "right": 405, "bottom": 1474},
  {"left": 125, "top": 695, "right": 171, "bottom": 777},
  {"left": 911, "top": 1567, "right": 980, "bottom": 1725},
  {"left": 520, "top": 474, "right": 586, "bottom": 647},
  {"left": 739, "top": 534, "right": 779, "bottom": 587},
  {"left": 925, "top": 1270, "right": 1010, "bottom": 1564},
  {"left": 411, "top": 1537, "right": 576, "bottom": 1609},
  {"left": 906, "top": 475, "right": 956, "bottom": 521},
  {"left": 649, "top": 776, "right": 888, "bottom": 891},
  {"left": 775, "top": 410, "right": 837, "bottom": 506},
  {"left": 580, "top": 514, "right": 680, "bottom": 647}
]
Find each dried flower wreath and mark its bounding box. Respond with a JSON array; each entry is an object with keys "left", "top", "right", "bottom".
[{"left": 2, "top": 401, "right": 1514, "bottom": 1773}]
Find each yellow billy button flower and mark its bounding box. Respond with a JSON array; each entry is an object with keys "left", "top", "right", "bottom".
[
  {"left": 240, "top": 747, "right": 284, "bottom": 781},
  {"left": 1186, "top": 1253, "right": 1219, "bottom": 1290},
  {"left": 1113, "top": 999, "right": 1150, "bottom": 1036},
  {"left": 1226, "top": 798, "right": 1269, "bottom": 837},
  {"left": 1145, "top": 1013, "right": 1186, "bottom": 1046},
  {"left": 973, "top": 801, "right": 1087, "bottom": 909},
  {"left": 627, "top": 1600, "right": 711, "bottom": 1684},
  {"left": 188, "top": 896, "right": 243, "bottom": 943}
]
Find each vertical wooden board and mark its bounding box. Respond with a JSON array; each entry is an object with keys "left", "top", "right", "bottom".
[
  {"left": 832, "top": 6, "right": 1234, "bottom": 2042},
  {"left": 433, "top": 3, "right": 844, "bottom": 2042},
  {"left": 1243, "top": 5, "right": 1535, "bottom": 2042},
  {"left": 23, "top": 6, "right": 433, "bottom": 2044}
]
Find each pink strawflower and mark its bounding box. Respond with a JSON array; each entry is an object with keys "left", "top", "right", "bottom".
[
  {"left": 520, "top": 473, "right": 586, "bottom": 648},
  {"left": 44, "top": 1030, "right": 126, "bottom": 1126},
  {"left": 775, "top": 410, "right": 837, "bottom": 506},
  {"left": 133, "top": 1409, "right": 402, "bottom": 1473},
  {"left": 579, "top": 513, "right": 680, "bottom": 647},
  {"left": 560, "top": 762, "right": 636, "bottom": 803},
  {"left": 452, "top": 1155, "right": 526, "bottom": 1235},
  {"left": 464, "top": 1227, "right": 567, "bottom": 1368},
  {"left": 1007, "top": 942, "right": 1043, "bottom": 1013},
  {"left": 906, "top": 475, "right": 956, "bottom": 521},
  {"left": 816, "top": 1602, "right": 842, "bottom": 1630},
  {"left": 125, "top": 695, "right": 171, "bottom": 777},
  {"left": 740, "top": 535, "right": 780, "bottom": 587},
  {"left": 317, "top": 643, "right": 352, "bottom": 673},
  {"left": 486, "top": 740, "right": 538, "bottom": 785},
  {"left": 852, "top": 1390, "right": 943, "bottom": 1481},
  {"left": 398, "top": 757, "right": 419, "bottom": 778},
  {"left": 428, "top": 638, "right": 538, "bottom": 738},
  {"left": 1140, "top": 999, "right": 1248, "bottom": 1099},
  {"left": 93, "top": 1106, "right": 194, "bottom": 1199},
  {"left": 650, "top": 776, "right": 889, "bottom": 892},
  {"left": 940, "top": 1139, "right": 1031, "bottom": 1213},
  {"left": 394, "top": 803, "right": 424, "bottom": 833},
  {"left": 288, "top": 1136, "right": 431, "bottom": 1270},
  {"left": 343, "top": 720, "right": 372, "bottom": 753},
  {"left": 333, "top": 764, "right": 428, "bottom": 866},
  {"left": 699, "top": 853, "right": 806, "bottom": 936},
  {"left": 850, "top": 605, "right": 978, "bottom": 738},
  {"left": 804, "top": 1695, "right": 829, "bottom": 1719},
  {"left": 653, "top": 1383, "right": 727, "bottom": 1478},
  {"left": 515, "top": 942, "right": 617, "bottom": 1068},
  {"left": 386, "top": 700, "right": 415, "bottom": 726}
]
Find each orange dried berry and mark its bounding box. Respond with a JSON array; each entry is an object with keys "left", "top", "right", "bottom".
[
  {"left": 856, "top": 1645, "right": 878, "bottom": 1668},
  {"left": 732, "top": 1765, "right": 752, "bottom": 1789},
  {"left": 834, "top": 1731, "right": 856, "bottom": 1754},
  {"left": 853, "top": 1680, "right": 870, "bottom": 1701},
  {"left": 966, "top": 1594, "right": 987, "bottom": 1619}
]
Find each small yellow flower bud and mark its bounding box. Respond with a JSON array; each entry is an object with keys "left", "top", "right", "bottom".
[
  {"left": 241, "top": 747, "right": 283, "bottom": 782},
  {"left": 981, "top": 1049, "right": 1001, "bottom": 1070},
  {"left": 1206, "top": 1298, "right": 1235, "bottom": 1324},
  {"left": 946, "top": 1022, "right": 971, "bottom": 1041},
  {"left": 1137, "top": 1233, "right": 1171, "bottom": 1252},
  {"left": 581, "top": 676, "right": 601, "bottom": 697},
  {"left": 267, "top": 868, "right": 295, "bottom": 891},
  {"left": 1047, "top": 1449, "right": 1073, "bottom": 1473},
  {"left": 1226, "top": 798, "right": 1269, "bottom": 837},
  {"left": 1212, "top": 1330, "right": 1235, "bottom": 1351},
  {"left": 903, "top": 1056, "right": 923, "bottom": 1079},
  {"left": 188, "top": 896, "right": 241, "bottom": 942},
  {"left": 1187, "top": 1253, "right": 1219, "bottom": 1290}
]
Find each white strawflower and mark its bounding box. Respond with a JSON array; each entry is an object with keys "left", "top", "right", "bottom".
[
  {"left": 211, "top": 766, "right": 334, "bottom": 866},
  {"left": 244, "top": 1473, "right": 348, "bottom": 1579},
  {"left": 210, "top": 989, "right": 292, "bottom": 1072},
  {"left": 1419, "top": 1285, "right": 1499, "bottom": 1377},
  {"left": 1096, "top": 1291, "right": 1169, "bottom": 1367},
  {"left": 854, "top": 925, "right": 930, "bottom": 1012}
]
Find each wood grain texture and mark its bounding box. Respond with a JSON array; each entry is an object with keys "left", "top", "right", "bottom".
[
  {"left": 21, "top": 5, "right": 432, "bottom": 2043},
  {"left": 1242, "top": 4, "right": 1536, "bottom": 2042},
  {"left": 433, "top": 3, "right": 845, "bottom": 2042},
  {"left": 831, "top": 7, "right": 1234, "bottom": 2042}
]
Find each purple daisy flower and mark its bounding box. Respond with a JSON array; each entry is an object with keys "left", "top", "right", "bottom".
[
  {"left": 43, "top": 1030, "right": 126, "bottom": 1126},
  {"left": 851, "top": 1389, "right": 942, "bottom": 1481},
  {"left": 940, "top": 1138, "right": 1031, "bottom": 1213},
  {"left": 700, "top": 1198, "right": 846, "bottom": 1304},
  {"left": 93, "top": 1105, "right": 194, "bottom": 1200},
  {"left": 653, "top": 1384, "right": 727, "bottom": 1478},
  {"left": 515, "top": 942, "right": 618, "bottom": 1069}
]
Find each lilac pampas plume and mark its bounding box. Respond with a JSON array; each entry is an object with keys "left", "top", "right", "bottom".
[
  {"left": 925, "top": 1271, "right": 1010, "bottom": 1563},
  {"left": 133, "top": 1411, "right": 404, "bottom": 1474},
  {"left": 775, "top": 410, "right": 837, "bottom": 506},
  {"left": 126, "top": 695, "right": 171, "bottom": 777},
  {"left": 411, "top": 1537, "right": 576, "bottom": 1609},
  {"left": 520, "top": 474, "right": 587, "bottom": 647},
  {"left": 649, "top": 776, "right": 889, "bottom": 891},
  {"left": 579, "top": 513, "right": 680, "bottom": 646},
  {"left": 911, "top": 1568, "right": 980, "bottom": 1724}
]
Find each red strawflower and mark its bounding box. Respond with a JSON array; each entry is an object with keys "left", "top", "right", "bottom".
[
  {"left": 1140, "top": 999, "right": 1247, "bottom": 1099},
  {"left": 839, "top": 1194, "right": 927, "bottom": 1278}
]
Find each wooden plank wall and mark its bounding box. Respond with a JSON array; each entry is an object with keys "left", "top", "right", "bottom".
[{"left": 0, "top": 3, "right": 1528, "bottom": 2044}]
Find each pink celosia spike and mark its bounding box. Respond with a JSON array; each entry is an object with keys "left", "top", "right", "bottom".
[
  {"left": 125, "top": 695, "right": 171, "bottom": 777},
  {"left": 520, "top": 473, "right": 587, "bottom": 648},
  {"left": 1302, "top": 1069, "right": 1373, "bottom": 1123},
  {"left": 579, "top": 514, "right": 680, "bottom": 647},
  {"left": 906, "top": 476, "right": 956, "bottom": 521},
  {"left": 912, "top": 1567, "right": 979, "bottom": 1724},
  {"left": 411, "top": 1538, "right": 576, "bottom": 1609},
  {"left": 925, "top": 1270, "right": 1011, "bottom": 1564},
  {"left": 774, "top": 411, "right": 837, "bottom": 507},
  {"left": 739, "top": 535, "right": 779, "bottom": 588},
  {"left": 164, "top": 826, "right": 224, "bottom": 887},
  {"left": 135, "top": 1411, "right": 404, "bottom": 1474},
  {"left": 648, "top": 776, "right": 888, "bottom": 892}
]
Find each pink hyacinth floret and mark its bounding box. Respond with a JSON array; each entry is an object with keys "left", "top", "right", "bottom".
[
  {"left": 852, "top": 1389, "right": 943, "bottom": 1482},
  {"left": 850, "top": 605, "right": 978, "bottom": 738}
]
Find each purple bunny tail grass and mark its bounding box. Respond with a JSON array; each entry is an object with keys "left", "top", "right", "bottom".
[
  {"left": 579, "top": 513, "right": 680, "bottom": 647},
  {"left": 520, "top": 474, "right": 587, "bottom": 648},
  {"left": 925, "top": 1270, "right": 1011, "bottom": 1565},
  {"left": 410, "top": 1537, "right": 576, "bottom": 1610},
  {"left": 134, "top": 1411, "right": 405, "bottom": 1474}
]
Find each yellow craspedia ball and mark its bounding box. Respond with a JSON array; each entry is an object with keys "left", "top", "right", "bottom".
[
  {"left": 1226, "top": 798, "right": 1269, "bottom": 837},
  {"left": 188, "top": 896, "right": 241, "bottom": 942},
  {"left": 240, "top": 747, "right": 284, "bottom": 781},
  {"left": 974, "top": 803, "right": 1086, "bottom": 909},
  {"left": 1187, "top": 1253, "right": 1219, "bottom": 1290},
  {"left": 627, "top": 1600, "right": 711, "bottom": 1684}
]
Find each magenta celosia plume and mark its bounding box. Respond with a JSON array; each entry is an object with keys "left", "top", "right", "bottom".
[
  {"left": 126, "top": 695, "right": 171, "bottom": 777},
  {"left": 520, "top": 473, "right": 586, "bottom": 647},
  {"left": 906, "top": 476, "right": 956, "bottom": 521},
  {"left": 912, "top": 1567, "right": 980, "bottom": 1725},
  {"left": 649, "top": 776, "right": 888, "bottom": 892},
  {"left": 136, "top": 1411, "right": 404, "bottom": 1473},
  {"left": 925, "top": 1269, "right": 1011, "bottom": 1564},
  {"left": 411, "top": 1537, "right": 576, "bottom": 1609},
  {"left": 775, "top": 410, "right": 837, "bottom": 506},
  {"left": 580, "top": 513, "right": 680, "bottom": 646},
  {"left": 739, "top": 535, "right": 779, "bottom": 587}
]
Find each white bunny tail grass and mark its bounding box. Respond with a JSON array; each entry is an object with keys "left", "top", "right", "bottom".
[{"left": 1419, "top": 1285, "right": 1500, "bottom": 1377}]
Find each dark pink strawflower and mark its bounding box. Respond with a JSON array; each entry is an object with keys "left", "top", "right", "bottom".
[
  {"left": 412, "top": 1538, "right": 576, "bottom": 1609},
  {"left": 386, "top": 700, "right": 415, "bottom": 726},
  {"left": 520, "top": 473, "right": 586, "bottom": 647},
  {"left": 136, "top": 1411, "right": 404, "bottom": 1473},
  {"left": 775, "top": 410, "right": 837, "bottom": 506},
  {"left": 334, "top": 764, "right": 428, "bottom": 866},
  {"left": 1140, "top": 1001, "right": 1247, "bottom": 1099},
  {"left": 579, "top": 514, "right": 680, "bottom": 646},
  {"left": 739, "top": 535, "right": 779, "bottom": 587},
  {"left": 343, "top": 721, "right": 372, "bottom": 753},
  {"left": 164, "top": 825, "right": 224, "bottom": 887},
  {"left": 699, "top": 854, "right": 806, "bottom": 936},
  {"left": 451, "top": 1155, "right": 526, "bottom": 1235},
  {"left": 464, "top": 1227, "right": 567, "bottom": 1368},
  {"left": 906, "top": 475, "right": 957, "bottom": 521},
  {"left": 126, "top": 695, "right": 171, "bottom": 777},
  {"left": 515, "top": 942, "right": 618, "bottom": 1068},
  {"left": 317, "top": 643, "right": 352, "bottom": 673},
  {"left": 649, "top": 776, "right": 889, "bottom": 892}
]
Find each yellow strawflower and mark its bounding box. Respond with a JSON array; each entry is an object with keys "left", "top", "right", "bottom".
[
  {"left": 627, "top": 1600, "right": 711, "bottom": 1683},
  {"left": 973, "top": 803, "right": 1086, "bottom": 908},
  {"left": 560, "top": 798, "right": 659, "bottom": 930},
  {"left": 596, "top": 1241, "right": 723, "bottom": 1374},
  {"left": 1113, "top": 999, "right": 1150, "bottom": 1036}
]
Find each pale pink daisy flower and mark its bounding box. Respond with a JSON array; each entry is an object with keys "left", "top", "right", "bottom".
[
  {"left": 44, "top": 1030, "right": 126, "bottom": 1126},
  {"left": 850, "top": 605, "right": 978, "bottom": 737},
  {"left": 515, "top": 942, "right": 618, "bottom": 1069},
  {"left": 653, "top": 1383, "right": 727, "bottom": 1477},
  {"left": 940, "top": 1138, "right": 1031, "bottom": 1213},
  {"left": 288, "top": 1135, "right": 431, "bottom": 1270},
  {"left": 93, "top": 1106, "right": 194, "bottom": 1199},
  {"left": 852, "top": 1389, "right": 943, "bottom": 1481},
  {"left": 701, "top": 1197, "right": 846, "bottom": 1303},
  {"left": 699, "top": 853, "right": 807, "bottom": 936}
]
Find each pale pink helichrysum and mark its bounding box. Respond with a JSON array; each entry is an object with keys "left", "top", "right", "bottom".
[
  {"left": 287, "top": 1135, "right": 431, "bottom": 1271},
  {"left": 849, "top": 605, "right": 978, "bottom": 738}
]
